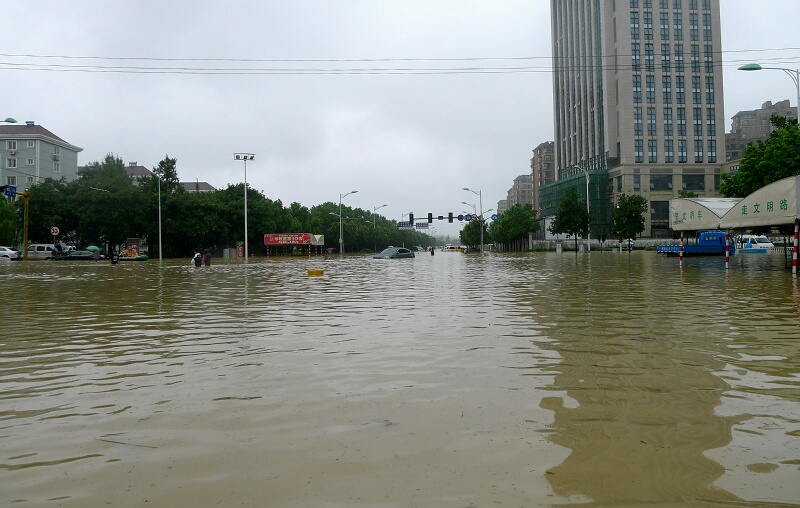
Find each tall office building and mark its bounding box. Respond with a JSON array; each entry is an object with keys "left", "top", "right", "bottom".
[{"left": 550, "top": 0, "right": 726, "bottom": 237}]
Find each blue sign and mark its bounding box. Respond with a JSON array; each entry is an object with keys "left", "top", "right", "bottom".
[
  {"left": 465, "top": 214, "right": 473, "bottom": 222},
  {"left": 415, "top": 222, "right": 429, "bottom": 229},
  {"left": 397, "top": 221, "right": 414, "bottom": 231},
  {"left": 3, "top": 185, "right": 15, "bottom": 198},
  {"left": 491, "top": 214, "right": 498, "bottom": 221},
  {"left": 457, "top": 214, "right": 465, "bottom": 221}
]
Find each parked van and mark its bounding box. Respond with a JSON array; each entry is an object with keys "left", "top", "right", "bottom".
[{"left": 27, "top": 244, "right": 58, "bottom": 260}]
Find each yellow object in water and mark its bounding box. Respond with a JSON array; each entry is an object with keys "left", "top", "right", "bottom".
[{"left": 307, "top": 269, "right": 324, "bottom": 277}]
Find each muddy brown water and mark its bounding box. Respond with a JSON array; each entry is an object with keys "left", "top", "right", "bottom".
[{"left": 1, "top": 252, "right": 798, "bottom": 507}]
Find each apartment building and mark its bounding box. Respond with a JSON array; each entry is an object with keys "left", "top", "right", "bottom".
[{"left": 726, "top": 99, "right": 798, "bottom": 161}]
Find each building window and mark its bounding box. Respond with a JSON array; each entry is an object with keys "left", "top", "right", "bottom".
[
  {"left": 660, "top": 12, "right": 669, "bottom": 40},
  {"left": 5, "top": 158, "right": 16, "bottom": 168},
  {"left": 631, "top": 12, "right": 640, "bottom": 39},
  {"left": 665, "top": 139, "right": 674, "bottom": 162},
  {"left": 617, "top": 175, "right": 623, "bottom": 192},
  {"left": 664, "top": 107, "right": 674, "bottom": 135},
  {"left": 27, "top": 140, "right": 35, "bottom": 148},
  {"left": 682, "top": 174, "right": 705, "bottom": 191},
  {"left": 648, "top": 140, "right": 658, "bottom": 162},
  {"left": 26, "top": 158, "right": 35, "bottom": 166},
  {"left": 632, "top": 43, "right": 641, "bottom": 71},
  {"left": 674, "top": 0, "right": 682, "bottom": 9},
  {"left": 54, "top": 146, "right": 60, "bottom": 155},
  {"left": 661, "top": 44, "right": 671, "bottom": 71},
  {"left": 54, "top": 163, "right": 61, "bottom": 174},
  {"left": 678, "top": 139, "right": 688, "bottom": 162},
  {"left": 702, "top": 13, "right": 712, "bottom": 41},
  {"left": 646, "top": 75, "right": 656, "bottom": 103},
  {"left": 6, "top": 140, "right": 16, "bottom": 150},
  {"left": 693, "top": 107, "right": 703, "bottom": 136},
  {"left": 648, "top": 107, "right": 657, "bottom": 136},
  {"left": 643, "top": 0, "right": 652, "bottom": 8},
  {"left": 26, "top": 176, "right": 34, "bottom": 184},
  {"left": 705, "top": 75, "right": 714, "bottom": 104},
  {"left": 645, "top": 44, "right": 655, "bottom": 71},
  {"left": 6, "top": 175, "right": 16, "bottom": 186},
  {"left": 706, "top": 107, "right": 715, "bottom": 136},
  {"left": 714, "top": 174, "right": 720, "bottom": 190},
  {"left": 674, "top": 13, "right": 683, "bottom": 39},
  {"left": 677, "top": 107, "right": 687, "bottom": 135},
  {"left": 694, "top": 139, "right": 703, "bottom": 162},
  {"left": 704, "top": 45, "right": 714, "bottom": 73},
  {"left": 689, "top": 0, "right": 697, "bottom": 10},
  {"left": 644, "top": 12, "right": 653, "bottom": 40},
  {"left": 634, "top": 174, "right": 641, "bottom": 190},
  {"left": 631, "top": 0, "right": 639, "bottom": 7},
  {"left": 634, "top": 107, "right": 644, "bottom": 135},
  {"left": 691, "top": 44, "right": 700, "bottom": 73},
  {"left": 662, "top": 75, "right": 672, "bottom": 103},
  {"left": 689, "top": 13, "right": 698, "bottom": 41},
  {"left": 635, "top": 139, "right": 644, "bottom": 163},
  {"left": 674, "top": 44, "right": 684, "bottom": 72},
  {"left": 692, "top": 75, "right": 701, "bottom": 104},
  {"left": 650, "top": 174, "right": 673, "bottom": 191},
  {"left": 708, "top": 139, "right": 717, "bottom": 163},
  {"left": 633, "top": 75, "right": 642, "bottom": 103},
  {"left": 676, "top": 75, "right": 685, "bottom": 104}
]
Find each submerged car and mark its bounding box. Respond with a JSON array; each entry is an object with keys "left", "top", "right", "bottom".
[
  {"left": 373, "top": 247, "right": 415, "bottom": 259},
  {"left": 0, "top": 246, "right": 22, "bottom": 260},
  {"left": 56, "top": 250, "right": 102, "bottom": 261}
]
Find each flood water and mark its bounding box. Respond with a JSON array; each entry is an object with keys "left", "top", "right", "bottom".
[{"left": 1, "top": 251, "right": 799, "bottom": 507}]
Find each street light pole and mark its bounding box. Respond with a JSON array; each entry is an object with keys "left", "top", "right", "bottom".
[
  {"left": 373, "top": 204, "right": 387, "bottom": 252},
  {"left": 339, "top": 190, "right": 358, "bottom": 258},
  {"left": 573, "top": 164, "right": 591, "bottom": 252},
  {"left": 157, "top": 175, "right": 162, "bottom": 263},
  {"left": 463, "top": 187, "right": 484, "bottom": 253},
  {"left": 234, "top": 153, "right": 255, "bottom": 261}
]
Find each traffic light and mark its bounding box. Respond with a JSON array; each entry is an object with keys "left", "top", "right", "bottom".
[
  {"left": 448, "top": 212, "right": 453, "bottom": 223},
  {"left": 427, "top": 213, "right": 433, "bottom": 223},
  {"left": 409, "top": 213, "right": 414, "bottom": 224}
]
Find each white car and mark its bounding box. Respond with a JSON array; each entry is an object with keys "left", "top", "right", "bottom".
[{"left": 0, "top": 246, "right": 23, "bottom": 260}]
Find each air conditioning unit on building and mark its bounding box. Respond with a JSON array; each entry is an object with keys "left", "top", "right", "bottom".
[
  {"left": 9, "top": 150, "right": 15, "bottom": 155},
  {"left": 53, "top": 154, "right": 59, "bottom": 161}
]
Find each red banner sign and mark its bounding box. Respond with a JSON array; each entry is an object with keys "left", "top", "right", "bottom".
[{"left": 264, "top": 233, "right": 312, "bottom": 245}]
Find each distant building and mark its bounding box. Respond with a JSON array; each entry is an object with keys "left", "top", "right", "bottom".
[
  {"left": 497, "top": 199, "right": 510, "bottom": 215},
  {"left": 725, "top": 99, "right": 797, "bottom": 161},
  {"left": 124, "top": 162, "right": 153, "bottom": 179},
  {"left": 530, "top": 141, "right": 554, "bottom": 212},
  {"left": 0, "top": 121, "right": 83, "bottom": 195},
  {"left": 181, "top": 181, "right": 216, "bottom": 192}
]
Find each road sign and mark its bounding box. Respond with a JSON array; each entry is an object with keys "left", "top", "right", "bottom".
[
  {"left": 2, "top": 185, "right": 16, "bottom": 198},
  {"left": 465, "top": 214, "right": 473, "bottom": 222},
  {"left": 50, "top": 225, "right": 60, "bottom": 236},
  {"left": 491, "top": 214, "right": 498, "bottom": 221},
  {"left": 457, "top": 214, "right": 464, "bottom": 221}
]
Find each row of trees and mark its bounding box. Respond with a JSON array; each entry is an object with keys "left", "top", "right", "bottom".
[{"left": 1, "top": 154, "right": 440, "bottom": 257}]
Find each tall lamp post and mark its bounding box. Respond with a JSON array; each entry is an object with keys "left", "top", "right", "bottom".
[
  {"left": 373, "top": 204, "right": 387, "bottom": 252},
  {"left": 739, "top": 62, "right": 800, "bottom": 277},
  {"left": 462, "top": 187, "right": 484, "bottom": 253},
  {"left": 339, "top": 190, "right": 358, "bottom": 258},
  {"left": 234, "top": 153, "right": 255, "bottom": 261},
  {"left": 573, "top": 164, "right": 591, "bottom": 252},
  {"left": 157, "top": 175, "right": 162, "bottom": 262}
]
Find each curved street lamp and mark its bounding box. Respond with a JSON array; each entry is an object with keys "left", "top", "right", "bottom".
[
  {"left": 338, "top": 190, "right": 358, "bottom": 258},
  {"left": 739, "top": 63, "right": 800, "bottom": 277},
  {"left": 463, "top": 187, "right": 484, "bottom": 253},
  {"left": 573, "top": 164, "right": 591, "bottom": 252},
  {"left": 373, "top": 204, "right": 387, "bottom": 252}
]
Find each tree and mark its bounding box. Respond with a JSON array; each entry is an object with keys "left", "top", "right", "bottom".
[
  {"left": 489, "top": 204, "right": 540, "bottom": 251},
  {"left": 720, "top": 115, "right": 800, "bottom": 197},
  {"left": 610, "top": 194, "right": 648, "bottom": 246},
  {"left": 0, "top": 198, "right": 20, "bottom": 246},
  {"left": 460, "top": 217, "right": 491, "bottom": 249},
  {"left": 548, "top": 187, "right": 589, "bottom": 251},
  {"left": 678, "top": 190, "right": 698, "bottom": 198}
]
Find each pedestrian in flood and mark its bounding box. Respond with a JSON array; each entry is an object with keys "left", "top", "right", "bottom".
[
  {"left": 203, "top": 248, "right": 211, "bottom": 266},
  {"left": 430, "top": 246, "right": 434, "bottom": 256},
  {"left": 192, "top": 250, "right": 202, "bottom": 267}
]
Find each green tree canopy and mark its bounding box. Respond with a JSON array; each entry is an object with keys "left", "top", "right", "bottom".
[
  {"left": 610, "top": 194, "right": 648, "bottom": 243},
  {"left": 489, "top": 204, "right": 539, "bottom": 250},
  {"left": 720, "top": 116, "right": 800, "bottom": 198},
  {"left": 548, "top": 187, "right": 589, "bottom": 251}
]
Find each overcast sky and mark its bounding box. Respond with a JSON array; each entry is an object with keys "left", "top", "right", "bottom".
[{"left": 4, "top": 0, "right": 799, "bottom": 237}]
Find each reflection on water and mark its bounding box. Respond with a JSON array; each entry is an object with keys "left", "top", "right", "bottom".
[{"left": 1, "top": 253, "right": 798, "bottom": 506}]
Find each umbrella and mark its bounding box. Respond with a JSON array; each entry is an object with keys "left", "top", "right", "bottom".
[{"left": 86, "top": 245, "right": 101, "bottom": 252}]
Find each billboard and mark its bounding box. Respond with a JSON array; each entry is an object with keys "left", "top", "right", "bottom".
[{"left": 264, "top": 233, "right": 312, "bottom": 245}]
